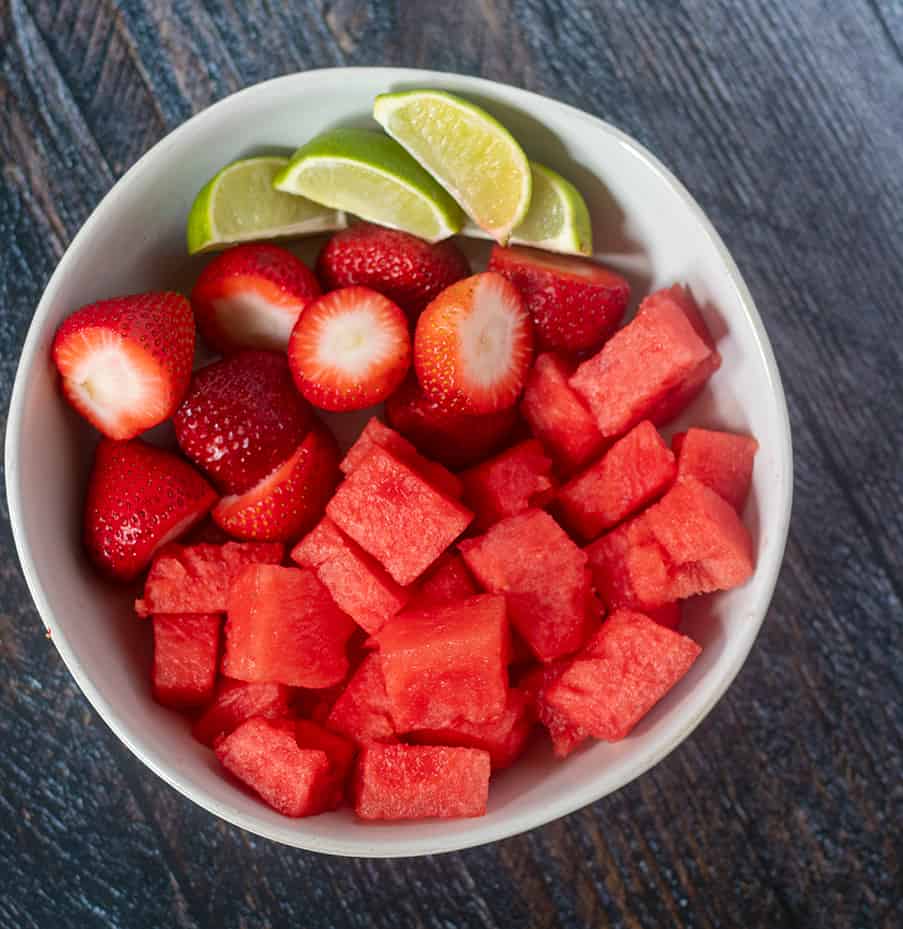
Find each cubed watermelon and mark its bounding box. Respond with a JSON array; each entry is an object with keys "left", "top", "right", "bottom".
[
  {"left": 409, "top": 551, "right": 479, "bottom": 607},
  {"left": 520, "top": 353, "right": 605, "bottom": 474},
  {"left": 192, "top": 678, "right": 291, "bottom": 747},
  {"left": 645, "top": 601, "right": 682, "bottom": 630},
  {"left": 374, "top": 594, "right": 508, "bottom": 731},
  {"left": 585, "top": 518, "right": 659, "bottom": 609},
  {"left": 326, "top": 445, "right": 473, "bottom": 586},
  {"left": 569, "top": 286, "right": 716, "bottom": 439},
  {"left": 291, "top": 719, "right": 357, "bottom": 794},
  {"left": 461, "top": 439, "right": 555, "bottom": 530},
  {"left": 673, "top": 428, "right": 758, "bottom": 511},
  {"left": 543, "top": 610, "right": 701, "bottom": 741},
  {"left": 291, "top": 517, "right": 409, "bottom": 634},
  {"left": 135, "top": 542, "right": 285, "bottom": 617},
  {"left": 341, "top": 417, "right": 463, "bottom": 499},
  {"left": 354, "top": 744, "right": 491, "bottom": 820},
  {"left": 557, "top": 421, "right": 676, "bottom": 541},
  {"left": 215, "top": 717, "right": 336, "bottom": 817},
  {"left": 519, "top": 664, "right": 588, "bottom": 757},
  {"left": 152, "top": 613, "right": 220, "bottom": 708},
  {"left": 459, "top": 510, "right": 591, "bottom": 662},
  {"left": 326, "top": 654, "right": 396, "bottom": 744},
  {"left": 223, "top": 565, "right": 355, "bottom": 687}
]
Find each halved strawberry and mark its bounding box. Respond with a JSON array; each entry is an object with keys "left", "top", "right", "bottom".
[
  {"left": 52, "top": 292, "right": 194, "bottom": 440},
  {"left": 84, "top": 439, "right": 217, "bottom": 581},
  {"left": 316, "top": 222, "right": 471, "bottom": 320},
  {"left": 287, "top": 287, "right": 410, "bottom": 412},
  {"left": 488, "top": 245, "right": 629, "bottom": 353},
  {"left": 173, "top": 350, "right": 313, "bottom": 494},
  {"left": 212, "top": 424, "right": 339, "bottom": 542},
  {"left": 191, "top": 243, "right": 321, "bottom": 352},
  {"left": 414, "top": 272, "right": 533, "bottom": 415}
]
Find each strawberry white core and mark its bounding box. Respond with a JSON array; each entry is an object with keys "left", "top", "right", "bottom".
[
  {"left": 458, "top": 276, "right": 521, "bottom": 387},
  {"left": 315, "top": 307, "right": 397, "bottom": 375},
  {"left": 213, "top": 291, "right": 302, "bottom": 351}
]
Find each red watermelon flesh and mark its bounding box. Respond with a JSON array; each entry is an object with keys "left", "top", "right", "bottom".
[
  {"left": 569, "top": 287, "right": 715, "bottom": 439},
  {"left": 223, "top": 565, "right": 355, "bottom": 687},
  {"left": 407, "top": 689, "right": 534, "bottom": 770},
  {"left": 585, "top": 517, "right": 663, "bottom": 610},
  {"left": 557, "top": 421, "right": 676, "bottom": 541},
  {"left": 340, "top": 417, "right": 463, "bottom": 499},
  {"left": 409, "top": 551, "right": 478, "bottom": 607},
  {"left": 520, "top": 352, "right": 605, "bottom": 475},
  {"left": 135, "top": 542, "right": 285, "bottom": 617},
  {"left": 460, "top": 439, "right": 555, "bottom": 530},
  {"left": 192, "top": 677, "right": 291, "bottom": 747},
  {"left": 326, "top": 654, "right": 396, "bottom": 744},
  {"left": 291, "top": 719, "right": 357, "bottom": 795},
  {"left": 673, "top": 428, "right": 758, "bottom": 511},
  {"left": 326, "top": 445, "right": 473, "bottom": 586},
  {"left": 291, "top": 517, "right": 408, "bottom": 634},
  {"left": 645, "top": 600, "right": 682, "bottom": 630},
  {"left": 152, "top": 613, "right": 220, "bottom": 708},
  {"left": 215, "top": 717, "right": 335, "bottom": 817},
  {"left": 374, "top": 594, "right": 508, "bottom": 731},
  {"left": 519, "top": 664, "right": 588, "bottom": 757},
  {"left": 543, "top": 609, "right": 701, "bottom": 741},
  {"left": 459, "top": 510, "right": 591, "bottom": 662},
  {"left": 354, "top": 744, "right": 491, "bottom": 820}
]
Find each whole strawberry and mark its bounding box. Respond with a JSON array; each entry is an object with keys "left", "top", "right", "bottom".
[
  {"left": 316, "top": 223, "right": 471, "bottom": 320},
  {"left": 52, "top": 291, "right": 194, "bottom": 440}
]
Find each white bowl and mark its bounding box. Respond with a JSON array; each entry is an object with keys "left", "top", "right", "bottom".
[{"left": 5, "top": 68, "right": 792, "bottom": 857}]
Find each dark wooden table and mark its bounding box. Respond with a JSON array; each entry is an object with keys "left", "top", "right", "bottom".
[{"left": 2, "top": 2, "right": 901, "bottom": 927}]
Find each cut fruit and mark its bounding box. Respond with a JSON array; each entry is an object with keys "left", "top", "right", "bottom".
[
  {"left": 274, "top": 128, "right": 464, "bottom": 242},
  {"left": 519, "top": 663, "right": 588, "bottom": 757},
  {"left": 291, "top": 720, "right": 357, "bottom": 798},
  {"left": 152, "top": 613, "right": 221, "bottom": 709},
  {"left": 408, "top": 551, "right": 478, "bottom": 607},
  {"left": 187, "top": 156, "right": 346, "bottom": 254},
  {"left": 374, "top": 90, "right": 531, "bottom": 244},
  {"left": 326, "top": 654, "right": 396, "bottom": 745},
  {"left": 192, "top": 678, "right": 291, "bottom": 747},
  {"left": 673, "top": 428, "right": 758, "bottom": 511}
]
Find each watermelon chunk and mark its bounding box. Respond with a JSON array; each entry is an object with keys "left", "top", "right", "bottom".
[
  {"left": 585, "top": 518, "right": 658, "bottom": 609},
  {"left": 569, "top": 286, "right": 716, "bottom": 439},
  {"left": 326, "top": 654, "right": 396, "bottom": 744},
  {"left": 192, "top": 678, "right": 291, "bottom": 747},
  {"left": 215, "top": 717, "right": 336, "bottom": 817},
  {"left": 557, "top": 421, "right": 676, "bottom": 541},
  {"left": 519, "top": 664, "right": 588, "bottom": 757},
  {"left": 135, "top": 542, "right": 285, "bottom": 617},
  {"left": 460, "top": 439, "right": 555, "bottom": 530},
  {"left": 459, "top": 510, "right": 591, "bottom": 662},
  {"left": 326, "top": 445, "right": 473, "bottom": 586},
  {"left": 341, "top": 416, "right": 463, "bottom": 499},
  {"left": 520, "top": 352, "right": 605, "bottom": 474},
  {"left": 151, "top": 613, "right": 220, "bottom": 708},
  {"left": 354, "top": 744, "right": 491, "bottom": 820},
  {"left": 223, "top": 565, "right": 355, "bottom": 687},
  {"left": 291, "top": 719, "right": 357, "bottom": 795},
  {"left": 374, "top": 594, "right": 508, "bottom": 731},
  {"left": 291, "top": 517, "right": 408, "bottom": 634},
  {"left": 673, "top": 428, "right": 758, "bottom": 511},
  {"left": 409, "top": 551, "right": 478, "bottom": 607},
  {"left": 543, "top": 610, "right": 701, "bottom": 741},
  {"left": 407, "top": 690, "right": 534, "bottom": 769},
  {"left": 645, "top": 601, "right": 682, "bottom": 630}
]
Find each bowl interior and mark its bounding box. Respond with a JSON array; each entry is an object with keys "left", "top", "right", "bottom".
[{"left": 6, "top": 68, "right": 791, "bottom": 856}]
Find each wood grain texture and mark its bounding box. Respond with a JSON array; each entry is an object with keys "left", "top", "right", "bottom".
[{"left": 1, "top": 1, "right": 901, "bottom": 927}]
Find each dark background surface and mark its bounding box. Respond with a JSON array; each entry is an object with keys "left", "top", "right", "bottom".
[{"left": 1, "top": 2, "right": 901, "bottom": 927}]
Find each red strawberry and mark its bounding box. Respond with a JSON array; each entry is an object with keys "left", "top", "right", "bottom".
[
  {"left": 288, "top": 287, "right": 410, "bottom": 412},
  {"left": 488, "top": 245, "right": 629, "bottom": 353},
  {"left": 212, "top": 424, "right": 339, "bottom": 542},
  {"left": 316, "top": 222, "right": 471, "bottom": 320},
  {"left": 173, "top": 351, "right": 313, "bottom": 494},
  {"left": 414, "top": 272, "right": 533, "bottom": 415},
  {"left": 51, "top": 292, "right": 194, "bottom": 440},
  {"left": 84, "top": 439, "right": 217, "bottom": 581},
  {"left": 191, "top": 243, "right": 321, "bottom": 352},
  {"left": 385, "top": 374, "right": 518, "bottom": 469}
]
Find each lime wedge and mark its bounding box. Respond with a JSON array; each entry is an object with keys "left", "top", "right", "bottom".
[
  {"left": 373, "top": 90, "right": 532, "bottom": 245},
  {"left": 274, "top": 128, "right": 464, "bottom": 243},
  {"left": 461, "top": 161, "right": 593, "bottom": 256},
  {"left": 186, "top": 156, "right": 346, "bottom": 254}
]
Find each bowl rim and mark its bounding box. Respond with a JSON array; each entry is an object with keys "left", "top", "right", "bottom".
[{"left": 5, "top": 66, "right": 793, "bottom": 857}]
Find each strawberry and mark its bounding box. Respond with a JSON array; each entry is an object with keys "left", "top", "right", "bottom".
[
  {"left": 212, "top": 424, "right": 340, "bottom": 542},
  {"left": 385, "top": 374, "right": 518, "bottom": 469},
  {"left": 315, "top": 222, "right": 471, "bottom": 320},
  {"left": 191, "top": 243, "right": 321, "bottom": 352},
  {"left": 287, "top": 287, "right": 410, "bottom": 412},
  {"left": 51, "top": 292, "right": 194, "bottom": 441},
  {"left": 173, "top": 350, "right": 313, "bottom": 494},
  {"left": 488, "top": 245, "right": 629, "bottom": 353},
  {"left": 84, "top": 439, "right": 217, "bottom": 581},
  {"left": 414, "top": 272, "right": 533, "bottom": 415}
]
